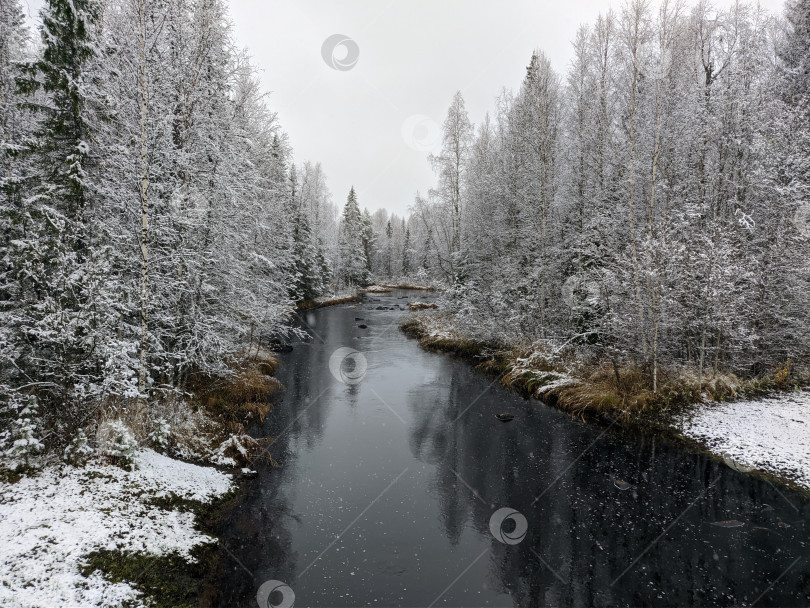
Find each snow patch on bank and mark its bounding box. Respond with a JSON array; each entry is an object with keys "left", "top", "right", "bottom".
[
  {"left": 414, "top": 313, "right": 461, "bottom": 341},
  {"left": 678, "top": 392, "right": 810, "bottom": 489},
  {"left": 0, "top": 449, "right": 233, "bottom": 607}
]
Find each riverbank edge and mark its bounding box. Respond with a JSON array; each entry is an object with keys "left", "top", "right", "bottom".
[
  {"left": 297, "top": 283, "right": 435, "bottom": 309},
  {"left": 399, "top": 312, "right": 810, "bottom": 496},
  {"left": 80, "top": 473, "right": 246, "bottom": 608},
  {"left": 79, "top": 356, "right": 288, "bottom": 606},
  {"left": 0, "top": 449, "right": 243, "bottom": 607},
  {"left": 297, "top": 293, "right": 360, "bottom": 310},
  {"left": 0, "top": 346, "right": 286, "bottom": 606}
]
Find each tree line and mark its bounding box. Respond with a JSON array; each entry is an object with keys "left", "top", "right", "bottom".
[
  {"left": 0, "top": 0, "right": 438, "bottom": 459},
  {"left": 410, "top": 0, "right": 810, "bottom": 386},
  {"left": 0, "top": 0, "right": 371, "bottom": 455}
]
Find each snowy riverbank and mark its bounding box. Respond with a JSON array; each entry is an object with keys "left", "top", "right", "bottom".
[
  {"left": 678, "top": 391, "right": 810, "bottom": 490},
  {"left": 402, "top": 311, "right": 810, "bottom": 490},
  {"left": 0, "top": 449, "right": 233, "bottom": 607}
]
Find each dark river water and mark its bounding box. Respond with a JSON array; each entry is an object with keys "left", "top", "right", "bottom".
[{"left": 216, "top": 289, "right": 810, "bottom": 608}]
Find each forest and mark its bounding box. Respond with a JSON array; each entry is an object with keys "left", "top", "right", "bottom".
[
  {"left": 2, "top": 1, "right": 810, "bottom": 606},
  {"left": 1, "top": 0, "right": 809, "bottom": 458},
  {"left": 411, "top": 0, "right": 810, "bottom": 396},
  {"left": 0, "top": 0, "right": 399, "bottom": 462}
]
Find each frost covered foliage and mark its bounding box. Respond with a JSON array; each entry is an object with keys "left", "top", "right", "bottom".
[
  {"left": 98, "top": 420, "right": 138, "bottom": 470},
  {"left": 212, "top": 434, "right": 260, "bottom": 467},
  {"left": 410, "top": 1, "right": 810, "bottom": 387},
  {"left": 0, "top": 0, "right": 338, "bottom": 453},
  {"left": 2, "top": 397, "right": 44, "bottom": 471},
  {"left": 148, "top": 417, "right": 170, "bottom": 451},
  {"left": 330, "top": 191, "right": 425, "bottom": 290},
  {"left": 63, "top": 429, "right": 93, "bottom": 466}
]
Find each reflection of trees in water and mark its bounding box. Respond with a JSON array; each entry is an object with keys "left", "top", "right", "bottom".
[
  {"left": 215, "top": 339, "right": 340, "bottom": 606},
  {"left": 215, "top": 479, "right": 299, "bottom": 607},
  {"left": 274, "top": 344, "right": 335, "bottom": 457},
  {"left": 406, "top": 364, "right": 810, "bottom": 607},
  {"left": 214, "top": 305, "right": 809, "bottom": 607}
]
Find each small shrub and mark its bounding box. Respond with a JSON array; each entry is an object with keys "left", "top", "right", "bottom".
[
  {"left": 149, "top": 417, "right": 171, "bottom": 451},
  {"left": 774, "top": 359, "right": 792, "bottom": 389},
  {"left": 212, "top": 434, "right": 260, "bottom": 467},
  {"left": 4, "top": 396, "right": 44, "bottom": 471},
  {"left": 99, "top": 420, "right": 138, "bottom": 470},
  {"left": 64, "top": 429, "right": 94, "bottom": 466}
]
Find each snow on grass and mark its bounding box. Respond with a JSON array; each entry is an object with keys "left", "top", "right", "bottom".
[
  {"left": 678, "top": 391, "right": 810, "bottom": 489},
  {"left": 314, "top": 290, "right": 357, "bottom": 304},
  {"left": 359, "top": 284, "right": 393, "bottom": 293},
  {"left": 414, "top": 313, "right": 460, "bottom": 340},
  {"left": 0, "top": 449, "right": 233, "bottom": 607},
  {"left": 534, "top": 373, "right": 578, "bottom": 395}
]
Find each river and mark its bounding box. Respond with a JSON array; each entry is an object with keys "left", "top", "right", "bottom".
[{"left": 215, "top": 289, "right": 810, "bottom": 607}]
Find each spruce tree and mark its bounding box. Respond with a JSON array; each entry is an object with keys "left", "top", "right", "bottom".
[
  {"left": 385, "top": 219, "right": 393, "bottom": 277},
  {"left": 402, "top": 225, "right": 411, "bottom": 276},
  {"left": 338, "top": 187, "right": 369, "bottom": 286},
  {"left": 8, "top": 0, "right": 105, "bottom": 429},
  {"left": 0, "top": 0, "right": 30, "bottom": 440},
  {"left": 361, "top": 208, "right": 375, "bottom": 275}
]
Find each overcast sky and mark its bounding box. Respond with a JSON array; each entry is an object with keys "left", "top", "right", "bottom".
[{"left": 22, "top": 0, "right": 786, "bottom": 216}]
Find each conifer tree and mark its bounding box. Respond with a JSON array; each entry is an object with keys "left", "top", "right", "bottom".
[
  {"left": 338, "top": 187, "right": 369, "bottom": 286},
  {"left": 402, "top": 225, "right": 412, "bottom": 276},
  {"left": 8, "top": 0, "right": 107, "bottom": 428}
]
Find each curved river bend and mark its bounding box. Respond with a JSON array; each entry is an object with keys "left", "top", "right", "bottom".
[{"left": 217, "top": 289, "right": 810, "bottom": 607}]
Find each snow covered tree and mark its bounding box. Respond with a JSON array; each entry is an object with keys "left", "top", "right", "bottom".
[
  {"left": 0, "top": 0, "right": 341, "bottom": 456},
  {"left": 6, "top": 0, "right": 112, "bottom": 431},
  {"left": 412, "top": 0, "right": 809, "bottom": 386},
  {"left": 429, "top": 91, "right": 473, "bottom": 282},
  {"left": 401, "top": 223, "right": 412, "bottom": 276},
  {"left": 288, "top": 164, "right": 327, "bottom": 301},
  {"left": 0, "top": 0, "right": 30, "bottom": 412},
  {"left": 338, "top": 187, "right": 369, "bottom": 286}
]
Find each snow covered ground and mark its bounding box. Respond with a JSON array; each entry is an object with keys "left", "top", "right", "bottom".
[
  {"left": 0, "top": 449, "right": 233, "bottom": 607},
  {"left": 678, "top": 391, "right": 810, "bottom": 489}
]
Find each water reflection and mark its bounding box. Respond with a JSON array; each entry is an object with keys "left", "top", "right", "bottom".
[{"left": 214, "top": 290, "right": 810, "bottom": 607}]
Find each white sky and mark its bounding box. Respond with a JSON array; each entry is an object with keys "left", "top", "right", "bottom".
[{"left": 22, "top": 0, "right": 787, "bottom": 216}]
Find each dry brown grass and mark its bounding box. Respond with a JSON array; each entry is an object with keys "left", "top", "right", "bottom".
[
  {"left": 380, "top": 283, "right": 436, "bottom": 291},
  {"left": 193, "top": 358, "right": 282, "bottom": 434},
  {"left": 297, "top": 294, "right": 359, "bottom": 310},
  {"left": 400, "top": 314, "right": 487, "bottom": 359},
  {"left": 408, "top": 301, "right": 438, "bottom": 310},
  {"left": 249, "top": 348, "right": 279, "bottom": 376},
  {"left": 62, "top": 347, "right": 287, "bottom": 469},
  {"left": 526, "top": 364, "right": 798, "bottom": 419},
  {"left": 359, "top": 285, "right": 393, "bottom": 293},
  {"left": 403, "top": 315, "right": 808, "bottom": 423}
]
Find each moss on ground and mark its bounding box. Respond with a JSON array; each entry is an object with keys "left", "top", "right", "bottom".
[
  {"left": 81, "top": 549, "right": 211, "bottom": 608},
  {"left": 82, "top": 486, "right": 242, "bottom": 608}
]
